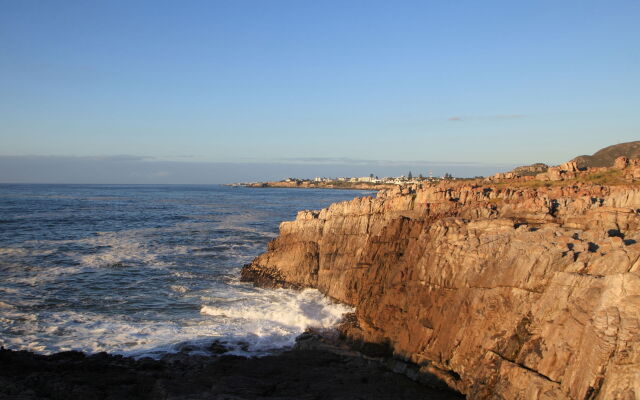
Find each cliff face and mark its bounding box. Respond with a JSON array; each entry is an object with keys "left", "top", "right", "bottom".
[{"left": 242, "top": 183, "right": 640, "bottom": 400}]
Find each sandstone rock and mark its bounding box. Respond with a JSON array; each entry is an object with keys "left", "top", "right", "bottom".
[
  {"left": 615, "top": 156, "right": 630, "bottom": 169},
  {"left": 513, "top": 163, "right": 549, "bottom": 175},
  {"left": 488, "top": 164, "right": 550, "bottom": 181},
  {"left": 243, "top": 181, "right": 640, "bottom": 400},
  {"left": 487, "top": 171, "right": 520, "bottom": 181},
  {"left": 560, "top": 161, "right": 581, "bottom": 172},
  {"left": 537, "top": 163, "right": 579, "bottom": 181}
]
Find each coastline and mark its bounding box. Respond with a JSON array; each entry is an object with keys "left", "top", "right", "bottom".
[
  {"left": 0, "top": 184, "right": 462, "bottom": 399},
  {"left": 227, "top": 181, "right": 400, "bottom": 191},
  {"left": 10, "top": 160, "right": 640, "bottom": 399},
  {"left": 241, "top": 163, "right": 640, "bottom": 399}
]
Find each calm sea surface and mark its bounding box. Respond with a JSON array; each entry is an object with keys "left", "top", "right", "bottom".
[{"left": 0, "top": 184, "right": 368, "bottom": 358}]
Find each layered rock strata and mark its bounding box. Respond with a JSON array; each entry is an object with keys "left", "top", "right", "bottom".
[{"left": 242, "top": 181, "right": 640, "bottom": 399}]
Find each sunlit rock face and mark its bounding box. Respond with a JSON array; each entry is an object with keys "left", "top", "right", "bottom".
[{"left": 243, "top": 180, "right": 640, "bottom": 400}]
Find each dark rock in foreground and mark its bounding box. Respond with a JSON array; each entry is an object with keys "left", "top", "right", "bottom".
[{"left": 0, "top": 342, "right": 463, "bottom": 400}]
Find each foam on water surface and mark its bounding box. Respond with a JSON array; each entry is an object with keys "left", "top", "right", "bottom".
[
  {"left": 0, "top": 285, "right": 352, "bottom": 358},
  {"left": 0, "top": 184, "right": 364, "bottom": 358}
]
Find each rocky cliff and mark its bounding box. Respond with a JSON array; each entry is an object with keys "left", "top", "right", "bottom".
[{"left": 242, "top": 176, "right": 640, "bottom": 399}]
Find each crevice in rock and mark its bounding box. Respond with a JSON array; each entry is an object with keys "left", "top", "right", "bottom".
[{"left": 488, "top": 350, "right": 561, "bottom": 384}]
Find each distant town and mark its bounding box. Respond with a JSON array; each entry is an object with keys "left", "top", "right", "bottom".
[
  {"left": 288, "top": 171, "right": 455, "bottom": 184},
  {"left": 230, "top": 172, "right": 461, "bottom": 190}
]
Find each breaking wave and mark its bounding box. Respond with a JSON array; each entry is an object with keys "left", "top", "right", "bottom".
[{"left": 0, "top": 184, "right": 363, "bottom": 358}]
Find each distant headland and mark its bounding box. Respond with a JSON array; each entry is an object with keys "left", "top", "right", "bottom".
[{"left": 231, "top": 141, "right": 640, "bottom": 190}]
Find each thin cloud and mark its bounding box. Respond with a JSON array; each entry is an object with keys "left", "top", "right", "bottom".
[
  {"left": 448, "top": 114, "right": 526, "bottom": 122},
  {"left": 244, "top": 156, "right": 515, "bottom": 168},
  {"left": 0, "top": 154, "right": 518, "bottom": 183},
  {"left": 277, "top": 157, "right": 383, "bottom": 165},
  {"left": 0, "top": 154, "right": 154, "bottom": 162},
  {"left": 87, "top": 155, "right": 155, "bottom": 162},
  {"left": 0, "top": 154, "right": 514, "bottom": 169}
]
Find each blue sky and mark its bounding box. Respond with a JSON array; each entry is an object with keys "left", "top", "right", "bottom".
[{"left": 1, "top": 0, "right": 638, "bottom": 183}]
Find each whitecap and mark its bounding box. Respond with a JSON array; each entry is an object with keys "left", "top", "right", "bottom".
[
  {"left": 169, "top": 285, "right": 188, "bottom": 294},
  {"left": 199, "top": 288, "right": 353, "bottom": 354}
]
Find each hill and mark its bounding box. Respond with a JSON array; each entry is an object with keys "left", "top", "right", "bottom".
[{"left": 571, "top": 140, "right": 640, "bottom": 168}]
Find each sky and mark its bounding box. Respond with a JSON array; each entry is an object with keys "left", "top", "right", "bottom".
[{"left": 0, "top": 0, "right": 638, "bottom": 183}]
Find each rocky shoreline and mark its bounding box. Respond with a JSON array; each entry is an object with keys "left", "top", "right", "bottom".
[
  {"left": 241, "top": 163, "right": 640, "bottom": 399},
  {"left": 0, "top": 332, "right": 463, "bottom": 400}
]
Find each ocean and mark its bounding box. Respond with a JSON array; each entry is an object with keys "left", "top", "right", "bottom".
[{"left": 0, "top": 184, "right": 369, "bottom": 358}]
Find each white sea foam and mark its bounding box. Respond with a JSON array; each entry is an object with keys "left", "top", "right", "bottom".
[
  {"left": 0, "top": 301, "right": 14, "bottom": 309},
  {"left": 0, "top": 287, "right": 352, "bottom": 359},
  {"left": 169, "top": 285, "right": 188, "bottom": 293},
  {"left": 3, "top": 266, "right": 85, "bottom": 286},
  {"left": 1, "top": 186, "right": 361, "bottom": 359},
  {"left": 77, "top": 230, "right": 182, "bottom": 268},
  {"left": 0, "top": 247, "right": 27, "bottom": 256},
  {"left": 5, "top": 217, "right": 275, "bottom": 270},
  {"left": 13, "top": 225, "right": 199, "bottom": 269},
  {"left": 201, "top": 289, "right": 348, "bottom": 332},
  {"left": 171, "top": 271, "right": 200, "bottom": 279},
  {"left": 199, "top": 288, "right": 353, "bottom": 355},
  {"left": 0, "top": 247, "right": 56, "bottom": 259},
  {"left": 71, "top": 222, "right": 270, "bottom": 268}
]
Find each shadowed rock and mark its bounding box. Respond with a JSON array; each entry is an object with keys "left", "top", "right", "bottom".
[{"left": 0, "top": 337, "right": 463, "bottom": 400}]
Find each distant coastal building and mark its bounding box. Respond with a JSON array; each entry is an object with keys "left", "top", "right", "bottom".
[{"left": 267, "top": 174, "right": 441, "bottom": 187}]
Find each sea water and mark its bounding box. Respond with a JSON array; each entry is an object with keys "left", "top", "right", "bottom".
[{"left": 0, "top": 184, "right": 367, "bottom": 358}]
